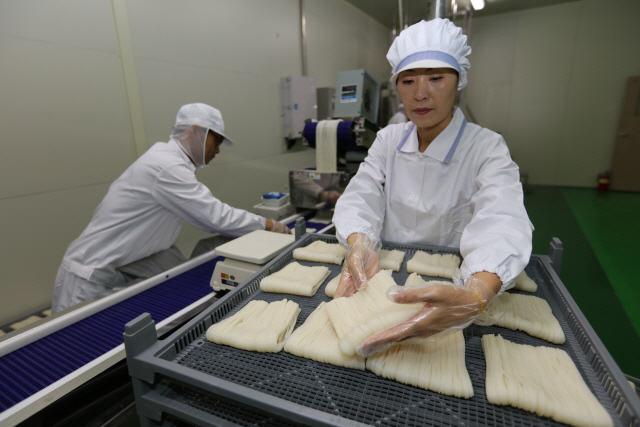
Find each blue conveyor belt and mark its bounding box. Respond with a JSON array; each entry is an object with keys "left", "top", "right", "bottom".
[
  {"left": 0, "top": 257, "right": 222, "bottom": 412},
  {"left": 302, "top": 121, "right": 355, "bottom": 147}
]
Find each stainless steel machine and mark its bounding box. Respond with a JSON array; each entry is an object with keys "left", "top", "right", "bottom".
[{"left": 289, "top": 69, "right": 380, "bottom": 210}]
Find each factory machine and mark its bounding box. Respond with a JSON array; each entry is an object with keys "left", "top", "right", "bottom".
[
  {"left": 283, "top": 70, "right": 381, "bottom": 210},
  {"left": 210, "top": 230, "right": 294, "bottom": 293}
]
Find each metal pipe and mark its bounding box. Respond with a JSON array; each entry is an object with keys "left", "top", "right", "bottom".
[
  {"left": 466, "top": 5, "right": 473, "bottom": 39},
  {"left": 462, "top": 5, "right": 470, "bottom": 36},
  {"left": 398, "top": 0, "right": 403, "bottom": 31},
  {"left": 300, "top": 0, "right": 308, "bottom": 76},
  {"left": 429, "top": 0, "right": 446, "bottom": 20}
]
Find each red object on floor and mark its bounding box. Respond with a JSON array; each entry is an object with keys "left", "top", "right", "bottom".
[{"left": 597, "top": 172, "right": 610, "bottom": 192}]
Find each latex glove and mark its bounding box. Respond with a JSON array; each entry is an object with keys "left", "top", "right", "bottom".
[
  {"left": 319, "top": 190, "right": 341, "bottom": 205},
  {"left": 334, "top": 233, "right": 380, "bottom": 298},
  {"left": 356, "top": 274, "right": 499, "bottom": 357},
  {"left": 265, "top": 218, "right": 291, "bottom": 234}
]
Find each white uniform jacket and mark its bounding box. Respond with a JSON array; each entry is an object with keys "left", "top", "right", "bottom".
[
  {"left": 61, "top": 139, "right": 265, "bottom": 287},
  {"left": 333, "top": 107, "right": 533, "bottom": 293}
]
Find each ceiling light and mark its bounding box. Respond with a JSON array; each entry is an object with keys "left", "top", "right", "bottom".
[{"left": 470, "top": 0, "right": 485, "bottom": 10}]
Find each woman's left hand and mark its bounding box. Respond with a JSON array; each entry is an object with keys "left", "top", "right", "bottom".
[{"left": 357, "top": 272, "right": 501, "bottom": 357}]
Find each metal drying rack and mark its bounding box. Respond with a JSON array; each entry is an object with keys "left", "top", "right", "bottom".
[{"left": 124, "top": 233, "right": 640, "bottom": 426}]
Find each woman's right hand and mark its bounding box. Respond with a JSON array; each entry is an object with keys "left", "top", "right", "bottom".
[{"left": 334, "top": 233, "right": 380, "bottom": 298}]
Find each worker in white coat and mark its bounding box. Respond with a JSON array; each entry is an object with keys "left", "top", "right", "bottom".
[
  {"left": 387, "top": 103, "right": 408, "bottom": 125},
  {"left": 332, "top": 19, "right": 533, "bottom": 357},
  {"left": 52, "top": 103, "right": 290, "bottom": 313}
]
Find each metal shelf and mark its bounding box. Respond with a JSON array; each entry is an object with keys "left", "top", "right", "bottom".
[{"left": 125, "top": 235, "right": 640, "bottom": 427}]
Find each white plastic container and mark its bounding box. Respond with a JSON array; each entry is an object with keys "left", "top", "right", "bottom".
[{"left": 261, "top": 192, "right": 290, "bottom": 207}]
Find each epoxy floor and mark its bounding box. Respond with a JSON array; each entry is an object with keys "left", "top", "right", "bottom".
[{"left": 523, "top": 185, "right": 640, "bottom": 378}]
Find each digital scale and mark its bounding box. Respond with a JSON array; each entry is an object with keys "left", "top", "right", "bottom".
[{"left": 210, "top": 230, "right": 295, "bottom": 292}]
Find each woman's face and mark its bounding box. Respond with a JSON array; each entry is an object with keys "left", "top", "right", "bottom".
[{"left": 397, "top": 68, "right": 458, "bottom": 132}]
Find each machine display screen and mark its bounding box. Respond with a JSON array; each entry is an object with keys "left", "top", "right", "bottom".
[{"left": 340, "top": 85, "right": 358, "bottom": 103}]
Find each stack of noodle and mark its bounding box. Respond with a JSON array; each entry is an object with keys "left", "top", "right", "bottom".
[
  {"left": 324, "top": 274, "right": 342, "bottom": 297},
  {"left": 493, "top": 293, "right": 565, "bottom": 344},
  {"left": 378, "top": 249, "right": 405, "bottom": 271},
  {"left": 284, "top": 302, "right": 365, "bottom": 370},
  {"left": 206, "top": 299, "right": 300, "bottom": 353},
  {"left": 482, "top": 334, "right": 612, "bottom": 427},
  {"left": 315, "top": 120, "right": 340, "bottom": 172},
  {"left": 260, "top": 262, "right": 329, "bottom": 296},
  {"left": 293, "top": 240, "right": 347, "bottom": 265},
  {"left": 514, "top": 270, "right": 537, "bottom": 292},
  {"left": 404, "top": 272, "right": 454, "bottom": 288},
  {"left": 367, "top": 331, "right": 473, "bottom": 398},
  {"left": 326, "top": 270, "right": 423, "bottom": 357},
  {"left": 294, "top": 269, "right": 474, "bottom": 398},
  {"left": 407, "top": 251, "right": 460, "bottom": 279},
  {"left": 324, "top": 269, "right": 397, "bottom": 298}
]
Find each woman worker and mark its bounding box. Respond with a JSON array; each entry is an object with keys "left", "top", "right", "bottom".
[
  {"left": 52, "top": 103, "right": 290, "bottom": 313},
  {"left": 332, "top": 19, "right": 533, "bottom": 356}
]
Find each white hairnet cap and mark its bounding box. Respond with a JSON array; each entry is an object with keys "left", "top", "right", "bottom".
[
  {"left": 174, "top": 103, "right": 234, "bottom": 147},
  {"left": 387, "top": 18, "right": 471, "bottom": 90}
]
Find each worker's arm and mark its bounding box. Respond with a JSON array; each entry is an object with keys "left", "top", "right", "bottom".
[
  {"left": 459, "top": 134, "right": 533, "bottom": 294},
  {"left": 332, "top": 135, "right": 390, "bottom": 296},
  {"left": 356, "top": 271, "right": 501, "bottom": 357},
  {"left": 152, "top": 162, "right": 265, "bottom": 237},
  {"left": 264, "top": 218, "right": 291, "bottom": 234},
  {"left": 334, "top": 233, "right": 380, "bottom": 298},
  {"left": 333, "top": 134, "right": 388, "bottom": 250}
]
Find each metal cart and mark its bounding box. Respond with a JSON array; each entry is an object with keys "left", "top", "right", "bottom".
[{"left": 124, "top": 234, "right": 640, "bottom": 426}]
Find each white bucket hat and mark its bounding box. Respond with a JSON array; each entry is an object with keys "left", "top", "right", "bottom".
[
  {"left": 387, "top": 18, "right": 471, "bottom": 90},
  {"left": 174, "top": 103, "right": 234, "bottom": 146}
]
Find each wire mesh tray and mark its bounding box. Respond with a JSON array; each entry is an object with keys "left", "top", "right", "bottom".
[{"left": 125, "top": 234, "right": 640, "bottom": 427}]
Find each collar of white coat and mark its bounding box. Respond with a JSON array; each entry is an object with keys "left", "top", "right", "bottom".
[
  {"left": 168, "top": 138, "right": 197, "bottom": 173},
  {"left": 397, "top": 107, "right": 467, "bottom": 164}
]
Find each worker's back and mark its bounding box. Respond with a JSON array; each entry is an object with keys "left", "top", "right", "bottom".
[{"left": 61, "top": 140, "right": 190, "bottom": 286}]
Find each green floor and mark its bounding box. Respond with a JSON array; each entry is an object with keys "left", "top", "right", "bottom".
[{"left": 523, "top": 185, "right": 640, "bottom": 378}]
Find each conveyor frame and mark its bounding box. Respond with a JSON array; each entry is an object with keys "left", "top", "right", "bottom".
[
  {"left": 0, "top": 250, "right": 222, "bottom": 426},
  {"left": 0, "top": 212, "right": 331, "bottom": 426}
]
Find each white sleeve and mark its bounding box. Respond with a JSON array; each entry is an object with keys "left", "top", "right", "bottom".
[
  {"left": 151, "top": 162, "right": 266, "bottom": 237},
  {"left": 333, "top": 135, "right": 387, "bottom": 248},
  {"left": 459, "top": 135, "right": 533, "bottom": 294}
]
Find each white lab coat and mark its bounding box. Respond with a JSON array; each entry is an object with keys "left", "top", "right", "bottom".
[
  {"left": 333, "top": 108, "right": 533, "bottom": 293},
  {"left": 52, "top": 139, "right": 265, "bottom": 312}
]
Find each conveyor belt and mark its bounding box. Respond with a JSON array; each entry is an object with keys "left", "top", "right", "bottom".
[{"left": 0, "top": 256, "right": 222, "bottom": 413}]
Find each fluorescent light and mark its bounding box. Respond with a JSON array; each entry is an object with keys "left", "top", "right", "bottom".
[{"left": 470, "top": 0, "right": 485, "bottom": 10}]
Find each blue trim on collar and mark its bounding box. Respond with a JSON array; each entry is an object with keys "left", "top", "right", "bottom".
[
  {"left": 443, "top": 118, "right": 467, "bottom": 164},
  {"left": 396, "top": 51, "right": 461, "bottom": 73},
  {"left": 396, "top": 124, "right": 415, "bottom": 150}
]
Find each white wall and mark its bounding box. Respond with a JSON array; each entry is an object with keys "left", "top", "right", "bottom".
[
  {"left": 0, "top": 0, "right": 390, "bottom": 325},
  {"left": 465, "top": 0, "right": 640, "bottom": 186}
]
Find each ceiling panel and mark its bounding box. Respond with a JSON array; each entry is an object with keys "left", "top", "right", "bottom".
[{"left": 344, "top": 0, "right": 582, "bottom": 30}]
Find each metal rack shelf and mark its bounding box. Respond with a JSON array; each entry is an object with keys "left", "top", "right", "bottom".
[{"left": 125, "top": 235, "right": 640, "bottom": 427}]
